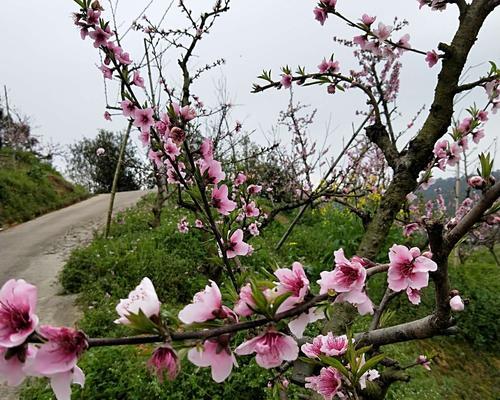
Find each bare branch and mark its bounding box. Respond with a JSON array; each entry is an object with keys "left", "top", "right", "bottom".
[
  {"left": 455, "top": 73, "right": 500, "bottom": 93},
  {"left": 355, "top": 315, "right": 458, "bottom": 347},
  {"left": 445, "top": 180, "right": 500, "bottom": 251}
]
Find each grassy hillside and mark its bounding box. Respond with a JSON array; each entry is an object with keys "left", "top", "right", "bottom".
[
  {"left": 20, "top": 197, "right": 500, "bottom": 399},
  {"left": 0, "top": 148, "right": 88, "bottom": 227}
]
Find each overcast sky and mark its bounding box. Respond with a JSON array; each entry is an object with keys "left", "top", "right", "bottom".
[{"left": 1, "top": 0, "right": 499, "bottom": 178}]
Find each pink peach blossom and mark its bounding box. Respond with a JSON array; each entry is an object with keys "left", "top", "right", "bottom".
[
  {"left": 477, "top": 110, "right": 488, "bottom": 121},
  {"left": 458, "top": 116, "right": 473, "bottom": 133},
  {"left": 200, "top": 137, "right": 214, "bottom": 161},
  {"left": 200, "top": 158, "right": 225, "bottom": 184},
  {"left": 147, "top": 344, "right": 179, "bottom": 382},
  {"left": 248, "top": 222, "right": 260, "bottom": 236},
  {"left": 433, "top": 139, "right": 448, "bottom": 159},
  {"left": 172, "top": 103, "right": 197, "bottom": 122},
  {"left": 226, "top": 229, "right": 250, "bottom": 258},
  {"left": 177, "top": 217, "right": 189, "bottom": 234},
  {"left": 406, "top": 287, "right": 421, "bottom": 305},
  {"left": 313, "top": 7, "right": 328, "bottom": 25},
  {"left": 248, "top": 184, "right": 262, "bottom": 195},
  {"left": 235, "top": 330, "right": 299, "bottom": 368},
  {"left": 305, "top": 367, "right": 342, "bottom": 400},
  {"left": 274, "top": 262, "right": 310, "bottom": 310},
  {"left": 89, "top": 27, "right": 111, "bottom": 48},
  {"left": 132, "top": 71, "right": 145, "bottom": 88},
  {"left": 188, "top": 338, "right": 237, "bottom": 382},
  {"left": 103, "top": 111, "right": 112, "bottom": 121},
  {"left": 234, "top": 172, "right": 247, "bottom": 186},
  {"left": 45, "top": 367, "right": 85, "bottom": 400},
  {"left": 169, "top": 127, "right": 185, "bottom": 145},
  {"left": 139, "top": 130, "right": 150, "bottom": 147},
  {"left": 148, "top": 149, "right": 163, "bottom": 168},
  {"left": 403, "top": 223, "right": 420, "bottom": 237},
  {"left": 0, "top": 344, "right": 36, "bottom": 386},
  {"left": 243, "top": 201, "right": 260, "bottom": 218},
  {"left": 28, "top": 326, "right": 87, "bottom": 375},
  {"left": 468, "top": 176, "right": 485, "bottom": 189},
  {"left": 387, "top": 245, "right": 437, "bottom": 292},
  {"left": 317, "top": 249, "right": 366, "bottom": 294},
  {"left": 353, "top": 35, "right": 368, "bottom": 49},
  {"left": 361, "top": 14, "right": 376, "bottom": 26},
  {"left": 425, "top": 50, "right": 439, "bottom": 68},
  {"left": 114, "top": 277, "right": 160, "bottom": 325},
  {"left": 0, "top": 279, "right": 39, "bottom": 348},
  {"left": 373, "top": 22, "right": 392, "bottom": 41},
  {"left": 164, "top": 138, "right": 180, "bottom": 159},
  {"left": 178, "top": 280, "right": 231, "bottom": 324},
  {"left": 98, "top": 64, "right": 112, "bottom": 79},
  {"left": 449, "top": 295, "right": 464, "bottom": 311},
  {"left": 211, "top": 185, "right": 237, "bottom": 215},
  {"left": 320, "top": 333, "right": 348, "bottom": 356},
  {"left": 133, "top": 108, "right": 155, "bottom": 133},
  {"left": 301, "top": 335, "right": 324, "bottom": 358},
  {"left": 280, "top": 74, "right": 293, "bottom": 89},
  {"left": 86, "top": 8, "right": 100, "bottom": 25},
  {"left": 472, "top": 129, "right": 485, "bottom": 144},
  {"left": 445, "top": 142, "right": 461, "bottom": 167},
  {"left": 417, "top": 355, "right": 431, "bottom": 370},
  {"left": 120, "top": 100, "right": 136, "bottom": 117},
  {"left": 234, "top": 283, "right": 257, "bottom": 317},
  {"left": 318, "top": 59, "right": 340, "bottom": 74},
  {"left": 115, "top": 50, "right": 132, "bottom": 65}
]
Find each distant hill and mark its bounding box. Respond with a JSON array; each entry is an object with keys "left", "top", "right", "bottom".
[
  {"left": 0, "top": 148, "right": 88, "bottom": 227},
  {"left": 419, "top": 170, "right": 500, "bottom": 213}
]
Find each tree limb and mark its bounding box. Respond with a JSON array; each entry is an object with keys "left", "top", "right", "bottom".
[
  {"left": 445, "top": 180, "right": 500, "bottom": 251},
  {"left": 455, "top": 74, "right": 500, "bottom": 93}
]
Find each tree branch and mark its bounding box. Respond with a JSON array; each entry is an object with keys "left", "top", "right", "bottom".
[
  {"left": 355, "top": 315, "right": 457, "bottom": 347},
  {"left": 445, "top": 180, "right": 500, "bottom": 251},
  {"left": 455, "top": 74, "right": 500, "bottom": 93},
  {"left": 369, "top": 287, "right": 399, "bottom": 331}
]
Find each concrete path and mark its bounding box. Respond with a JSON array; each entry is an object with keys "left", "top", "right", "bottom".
[{"left": 0, "top": 190, "right": 147, "bottom": 398}]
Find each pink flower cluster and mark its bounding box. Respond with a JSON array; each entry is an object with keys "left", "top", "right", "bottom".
[
  {"left": 0, "top": 279, "right": 87, "bottom": 400},
  {"left": 388, "top": 245, "right": 437, "bottom": 304},
  {"left": 424, "top": 108, "right": 491, "bottom": 191},
  {"left": 318, "top": 249, "right": 373, "bottom": 315}
]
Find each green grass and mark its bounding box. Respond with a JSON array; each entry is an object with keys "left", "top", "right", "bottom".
[
  {"left": 0, "top": 148, "right": 88, "bottom": 227},
  {"left": 20, "top": 198, "right": 500, "bottom": 399}
]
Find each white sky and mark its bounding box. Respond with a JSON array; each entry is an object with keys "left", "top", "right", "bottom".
[{"left": 1, "top": 0, "right": 499, "bottom": 178}]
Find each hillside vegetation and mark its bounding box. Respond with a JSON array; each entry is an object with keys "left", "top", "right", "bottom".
[
  {"left": 0, "top": 148, "right": 88, "bottom": 227},
  {"left": 20, "top": 196, "right": 500, "bottom": 399}
]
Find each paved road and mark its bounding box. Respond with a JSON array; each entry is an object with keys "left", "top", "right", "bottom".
[
  {"left": 0, "top": 190, "right": 147, "bottom": 398},
  {"left": 0, "top": 190, "right": 147, "bottom": 325}
]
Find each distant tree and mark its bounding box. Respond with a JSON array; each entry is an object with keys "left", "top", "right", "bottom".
[
  {"left": 0, "top": 105, "right": 39, "bottom": 151},
  {"left": 67, "top": 130, "right": 148, "bottom": 193}
]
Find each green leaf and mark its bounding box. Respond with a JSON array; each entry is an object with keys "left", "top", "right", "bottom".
[
  {"left": 271, "top": 292, "right": 292, "bottom": 315},
  {"left": 318, "top": 355, "right": 351, "bottom": 378},
  {"left": 355, "top": 345, "right": 373, "bottom": 356},
  {"left": 356, "top": 354, "right": 385, "bottom": 380},
  {"left": 298, "top": 356, "right": 322, "bottom": 365},
  {"left": 250, "top": 279, "right": 268, "bottom": 313},
  {"left": 489, "top": 61, "right": 499, "bottom": 75},
  {"left": 125, "top": 309, "right": 160, "bottom": 334}
]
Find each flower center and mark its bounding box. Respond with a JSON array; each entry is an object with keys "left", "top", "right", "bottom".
[{"left": 0, "top": 302, "right": 31, "bottom": 332}]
